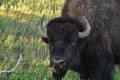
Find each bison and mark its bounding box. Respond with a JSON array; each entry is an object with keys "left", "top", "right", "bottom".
[{"left": 39, "top": 0, "right": 120, "bottom": 80}]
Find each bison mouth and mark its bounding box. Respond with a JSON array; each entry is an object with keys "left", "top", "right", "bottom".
[
  {"left": 50, "top": 65, "right": 67, "bottom": 74},
  {"left": 50, "top": 61, "right": 67, "bottom": 72}
]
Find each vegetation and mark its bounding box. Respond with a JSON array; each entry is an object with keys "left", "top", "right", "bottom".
[{"left": 0, "top": 0, "right": 119, "bottom": 80}]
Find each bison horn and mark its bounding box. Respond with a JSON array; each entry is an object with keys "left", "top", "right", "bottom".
[
  {"left": 38, "top": 16, "right": 47, "bottom": 38},
  {"left": 79, "top": 16, "right": 91, "bottom": 38}
]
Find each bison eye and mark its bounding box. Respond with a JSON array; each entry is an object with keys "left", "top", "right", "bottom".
[
  {"left": 48, "top": 37, "right": 55, "bottom": 45},
  {"left": 42, "top": 37, "right": 48, "bottom": 44}
]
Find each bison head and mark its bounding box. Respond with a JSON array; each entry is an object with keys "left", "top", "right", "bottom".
[{"left": 39, "top": 16, "right": 91, "bottom": 71}]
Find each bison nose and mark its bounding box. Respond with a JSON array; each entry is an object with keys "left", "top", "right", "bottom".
[{"left": 52, "top": 58, "right": 65, "bottom": 65}]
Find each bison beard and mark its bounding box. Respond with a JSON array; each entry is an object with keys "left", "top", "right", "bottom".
[{"left": 39, "top": 0, "right": 120, "bottom": 80}]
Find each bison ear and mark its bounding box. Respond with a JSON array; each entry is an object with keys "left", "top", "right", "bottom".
[{"left": 42, "top": 37, "right": 49, "bottom": 44}]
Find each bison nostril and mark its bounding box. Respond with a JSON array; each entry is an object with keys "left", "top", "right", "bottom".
[
  {"left": 60, "top": 60, "right": 65, "bottom": 65},
  {"left": 52, "top": 58, "right": 65, "bottom": 65}
]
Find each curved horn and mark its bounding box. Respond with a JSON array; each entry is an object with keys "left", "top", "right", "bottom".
[
  {"left": 38, "top": 16, "right": 47, "bottom": 38},
  {"left": 79, "top": 16, "right": 91, "bottom": 38}
]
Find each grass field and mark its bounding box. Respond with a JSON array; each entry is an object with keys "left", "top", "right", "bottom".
[{"left": 0, "top": 0, "right": 120, "bottom": 80}]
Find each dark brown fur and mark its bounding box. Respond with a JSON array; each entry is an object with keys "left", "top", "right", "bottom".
[
  {"left": 41, "top": 0, "right": 120, "bottom": 80},
  {"left": 62, "top": 0, "right": 120, "bottom": 64}
]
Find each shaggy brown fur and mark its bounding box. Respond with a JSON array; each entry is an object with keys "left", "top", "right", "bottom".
[
  {"left": 62, "top": 0, "right": 120, "bottom": 64},
  {"left": 41, "top": 0, "right": 120, "bottom": 80}
]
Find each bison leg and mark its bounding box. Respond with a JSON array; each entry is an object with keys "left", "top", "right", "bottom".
[
  {"left": 101, "top": 63, "right": 114, "bottom": 80},
  {"left": 80, "top": 57, "right": 114, "bottom": 80},
  {"left": 81, "top": 40, "right": 114, "bottom": 80},
  {"left": 89, "top": 62, "right": 114, "bottom": 80}
]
